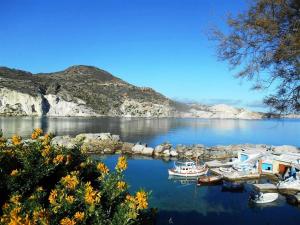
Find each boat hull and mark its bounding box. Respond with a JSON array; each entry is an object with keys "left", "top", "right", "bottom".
[
  {"left": 250, "top": 193, "right": 279, "bottom": 204},
  {"left": 197, "top": 175, "right": 223, "bottom": 186},
  {"left": 168, "top": 168, "right": 208, "bottom": 177}
]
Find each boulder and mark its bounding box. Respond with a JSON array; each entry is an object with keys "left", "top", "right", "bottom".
[
  {"left": 142, "top": 147, "right": 154, "bottom": 156},
  {"left": 170, "top": 149, "right": 178, "bottom": 157},
  {"left": 184, "top": 150, "right": 194, "bottom": 157},
  {"left": 75, "top": 133, "right": 99, "bottom": 143},
  {"left": 176, "top": 145, "right": 188, "bottom": 154},
  {"left": 75, "top": 133, "right": 117, "bottom": 142},
  {"left": 162, "top": 149, "right": 170, "bottom": 157},
  {"left": 112, "top": 135, "right": 120, "bottom": 142},
  {"left": 122, "top": 142, "right": 135, "bottom": 153},
  {"left": 99, "top": 133, "right": 112, "bottom": 140},
  {"left": 103, "top": 148, "right": 114, "bottom": 154},
  {"left": 51, "top": 136, "right": 77, "bottom": 149},
  {"left": 154, "top": 145, "right": 164, "bottom": 155},
  {"left": 132, "top": 144, "right": 145, "bottom": 154}
]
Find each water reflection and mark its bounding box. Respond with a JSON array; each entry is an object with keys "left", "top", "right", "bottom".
[
  {"left": 100, "top": 155, "right": 300, "bottom": 225},
  {"left": 0, "top": 117, "right": 299, "bottom": 146}
]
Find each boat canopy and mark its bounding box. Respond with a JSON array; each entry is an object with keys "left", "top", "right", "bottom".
[{"left": 174, "top": 161, "right": 196, "bottom": 167}]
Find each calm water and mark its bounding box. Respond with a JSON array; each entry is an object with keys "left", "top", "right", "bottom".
[
  {"left": 0, "top": 116, "right": 299, "bottom": 147},
  {"left": 100, "top": 155, "right": 300, "bottom": 225},
  {"left": 1, "top": 116, "right": 300, "bottom": 224}
]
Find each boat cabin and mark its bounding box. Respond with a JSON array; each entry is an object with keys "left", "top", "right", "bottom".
[{"left": 175, "top": 161, "right": 197, "bottom": 169}]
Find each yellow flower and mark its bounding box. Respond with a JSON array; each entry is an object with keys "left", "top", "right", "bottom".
[
  {"left": 84, "top": 182, "right": 100, "bottom": 205},
  {"left": 117, "top": 181, "right": 126, "bottom": 190},
  {"left": 135, "top": 191, "right": 148, "bottom": 210},
  {"left": 53, "top": 154, "right": 64, "bottom": 164},
  {"left": 31, "top": 128, "right": 43, "bottom": 140},
  {"left": 42, "top": 145, "right": 51, "bottom": 157},
  {"left": 23, "top": 214, "right": 33, "bottom": 225},
  {"left": 8, "top": 206, "right": 22, "bottom": 224},
  {"left": 74, "top": 211, "right": 84, "bottom": 221},
  {"left": 125, "top": 194, "right": 136, "bottom": 210},
  {"left": 126, "top": 194, "right": 135, "bottom": 202},
  {"left": 42, "top": 133, "right": 51, "bottom": 145},
  {"left": 65, "top": 195, "right": 75, "bottom": 204},
  {"left": 0, "top": 137, "right": 6, "bottom": 147},
  {"left": 36, "top": 186, "right": 43, "bottom": 192},
  {"left": 2, "top": 203, "right": 9, "bottom": 209},
  {"left": 97, "top": 162, "right": 109, "bottom": 175},
  {"left": 10, "top": 169, "right": 19, "bottom": 176},
  {"left": 11, "top": 135, "right": 22, "bottom": 146},
  {"left": 49, "top": 190, "right": 58, "bottom": 205},
  {"left": 61, "top": 173, "right": 79, "bottom": 190},
  {"left": 116, "top": 156, "right": 127, "bottom": 171},
  {"left": 33, "top": 208, "right": 48, "bottom": 223},
  {"left": 10, "top": 195, "right": 21, "bottom": 205},
  {"left": 60, "top": 217, "right": 76, "bottom": 225}
]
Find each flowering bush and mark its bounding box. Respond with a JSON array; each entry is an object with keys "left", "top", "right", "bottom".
[{"left": 0, "top": 129, "right": 152, "bottom": 225}]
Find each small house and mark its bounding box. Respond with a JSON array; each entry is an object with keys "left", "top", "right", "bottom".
[{"left": 272, "top": 153, "right": 300, "bottom": 178}]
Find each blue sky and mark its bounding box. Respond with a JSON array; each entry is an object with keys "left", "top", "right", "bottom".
[{"left": 0, "top": 0, "right": 270, "bottom": 111}]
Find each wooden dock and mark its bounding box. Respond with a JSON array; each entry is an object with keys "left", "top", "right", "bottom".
[
  {"left": 205, "top": 160, "right": 232, "bottom": 168},
  {"left": 253, "top": 183, "right": 278, "bottom": 192},
  {"left": 210, "top": 168, "right": 260, "bottom": 181},
  {"left": 224, "top": 172, "right": 260, "bottom": 181},
  {"left": 210, "top": 168, "right": 224, "bottom": 175},
  {"left": 253, "top": 183, "right": 300, "bottom": 195}
]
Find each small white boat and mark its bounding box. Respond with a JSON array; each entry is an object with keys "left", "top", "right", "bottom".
[
  {"left": 250, "top": 192, "right": 279, "bottom": 204},
  {"left": 168, "top": 161, "right": 208, "bottom": 177}
]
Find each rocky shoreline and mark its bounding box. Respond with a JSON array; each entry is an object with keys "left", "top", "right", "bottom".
[{"left": 50, "top": 133, "right": 300, "bottom": 160}]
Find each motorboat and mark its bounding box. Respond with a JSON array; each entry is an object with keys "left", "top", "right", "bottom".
[
  {"left": 249, "top": 191, "right": 279, "bottom": 204},
  {"left": 168, "top": 161, "right": 208, "bottom": 177},
  {"left": 222, "top": 180, "right": 244, "bottom": 192},
  {"left": 197, "top": 175, "right": 223, "bottom": 186}
]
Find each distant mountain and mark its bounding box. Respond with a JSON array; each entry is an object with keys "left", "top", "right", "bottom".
[
  {"left": 0, "top": 65, "right": 277, "bottom": 119},
  {"left": 0, "top": 65, "right": 184, "bottom": 117}
]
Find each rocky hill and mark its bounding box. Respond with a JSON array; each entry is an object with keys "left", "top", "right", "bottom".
[
  {"left": 0, "top": 65, "right": 182, "bottom": 117},
  {"left": 0, "top": 65, "right": 264, "bottom": 119}
]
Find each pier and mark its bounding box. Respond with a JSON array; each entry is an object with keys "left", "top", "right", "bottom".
[
  {"left": 205, "top": 160, "right": 233, "bottom": 168},
  {"left": 253, "top": 183, "right": 278, "bottom": 192},
  {"left": 210, "top": 168, "right": 261, "bottom": 181}
]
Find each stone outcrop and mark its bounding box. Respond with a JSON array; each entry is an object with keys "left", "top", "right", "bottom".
[
  {"left": 0, "top": 88, "right": 43, "bottom": 116},
  {"left": 186, "top": 104, "right": 263, "bottom": 119},
  {"left": 120, "top": 99, "right": 172, "bottom": 117},
  {"left": 0, "top": 88, "right": 98, "bottom": 117},
  {"left": 49, "top": 132, "right": 300, "bottom": 160}
]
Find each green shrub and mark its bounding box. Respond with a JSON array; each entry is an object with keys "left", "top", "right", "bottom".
[{"left": 0, "top": 129, "right": 152, "bottom": 225}]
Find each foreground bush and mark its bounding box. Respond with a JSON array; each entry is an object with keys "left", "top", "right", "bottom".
[{"left": 0, "top": 129, "right": 152, "bottom": 225}]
